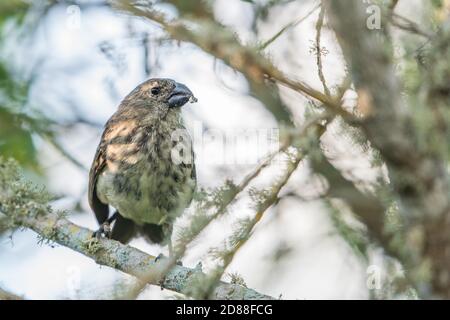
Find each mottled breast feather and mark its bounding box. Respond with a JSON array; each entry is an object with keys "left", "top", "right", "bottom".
[{"left": 91, "top": 108, "right": 196, "bottom": 228}]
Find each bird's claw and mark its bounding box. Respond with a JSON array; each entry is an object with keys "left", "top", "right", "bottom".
[
  {"left": 153, "top": 253, "right": 182, "bottom": 265},
  {"left": 154, "top": 253, "right": 165, "bottom": 263},
  {"left": 92, "top": 222, "right": 112, "bottom": 239}
]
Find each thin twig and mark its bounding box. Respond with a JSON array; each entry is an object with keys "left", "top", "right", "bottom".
[
  {"left": 259, "top": 2, "right": 321, "bottom": 50},
  {"left": 202, "top": 148, "right": 306, "bottom": 298},
  {"left": 126, "top": 113, "right": 330, "bottom": 299},
  {"left": 113, "top": 0, "right": 354, "bottom": 121},
  {"left": 390, "top": 13, "right": 433, "bottom": 38},
  {"left": 314, "top": 3, "right": 331, "bottom": 97},
  {"left": 42, "top": 134, "right": 88, "bottom": 171}
]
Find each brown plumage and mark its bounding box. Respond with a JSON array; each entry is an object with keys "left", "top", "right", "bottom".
[{"left": 88, "top": 78, "right": 197, "bottom": 246}]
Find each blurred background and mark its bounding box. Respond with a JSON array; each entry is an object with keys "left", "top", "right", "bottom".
[{"left": 0, "top": 0, "right": 431, "bottom": 299}]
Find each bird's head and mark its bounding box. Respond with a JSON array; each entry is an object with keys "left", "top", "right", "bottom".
[{"left": 121, "top": 78, "right": 197, "bottom": 115}]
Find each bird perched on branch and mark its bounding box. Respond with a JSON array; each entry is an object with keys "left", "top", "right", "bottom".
[{"left": 88, "top": 78, "right": 197, "bottom": 254}]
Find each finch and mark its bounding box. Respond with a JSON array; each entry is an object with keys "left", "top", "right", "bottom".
[{"left": 88, "top": 78, "right": 197, "bottom": 251}]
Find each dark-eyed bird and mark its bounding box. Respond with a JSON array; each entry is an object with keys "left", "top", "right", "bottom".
[{"left": 88, "top": 78, "right": 197, "bottom": 254}]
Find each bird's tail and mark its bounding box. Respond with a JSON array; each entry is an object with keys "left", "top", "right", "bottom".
[
  {"left": 110, "top": 213, "right": 137, "bottom": 244},
  {"left": 110, "top": 212, "right": 169, "bottom": 245},
  {"left": 139, "top": 223, "right": 166, "bottom": 244}
]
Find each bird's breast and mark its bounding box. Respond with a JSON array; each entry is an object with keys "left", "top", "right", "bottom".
[{"left": 96, "top": 120, "right": 196, "bottom": 225}]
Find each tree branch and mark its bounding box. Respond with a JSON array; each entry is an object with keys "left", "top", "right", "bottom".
[
  {"left": 2, "top": 208, "right": 273, "bottom": 300},
  {"left": 324, "top": 0, "right": 450, "bottom": 220},
  {"left": 314, "top": 3, "right": 330, "bottom": 97},
  {"left": 112, "top": 0, "right": 353, "bottom": 122},
  {"left": 390, "top": 13, "right": 433, "bottom": 39},
  {"left": 324, "top": 0, "right": 450, "bottom": 298},
  {"left": 0, "top": 160, "right": 273, "bottom": 300},
  {"left": 127, "top": 113, "right": 330, "bottom": 298},
  {"left": 259, "top": 2, "right": 321, "bottom": 50}
]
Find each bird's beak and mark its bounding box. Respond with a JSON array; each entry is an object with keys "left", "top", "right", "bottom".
[{"left": 168, "top": 82, "right": 197, "bottom": 108}]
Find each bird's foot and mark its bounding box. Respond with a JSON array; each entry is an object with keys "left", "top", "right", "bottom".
[
  {"left": 154, "top": 253, "right": 165, "bottom": 263},
  {"left": 92, "top": 222, "right": 112, "bottom": 239},
  {"left": 153, "top": 253, "right": 182, "bottom": 266},
  {"left": 92, "top": 212, "right": 117, "bottom": 239}
]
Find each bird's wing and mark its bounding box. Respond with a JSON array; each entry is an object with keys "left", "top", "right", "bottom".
[
  {"left": 191, "top": 147, "right": 197, "bottom": 181},
  {"left": 187, "top": 142, "right": 197, "bottom": 202},
  {"left": 88, "top": 132, "right": 109, "bottom": 225}
]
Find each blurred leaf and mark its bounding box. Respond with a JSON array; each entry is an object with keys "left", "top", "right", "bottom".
[
  {"left": 0, "top": 108, "right": 38, "bottom": 170},
  {"left": 165, "top": 0, "right": 213, "bottom": 18},
  {"left": 431, "top": 0, "right": 443, "bottom": 9},
  {"left": 0, "top": 1, "right": 42, "bottom": 171},
  {"left": 0, "top": 0, "right": 30, "bottom": 25}
]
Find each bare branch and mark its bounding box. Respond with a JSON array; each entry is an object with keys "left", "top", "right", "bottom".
[{"left": 390, "top": 13, "right": 433, "bottom": 39}]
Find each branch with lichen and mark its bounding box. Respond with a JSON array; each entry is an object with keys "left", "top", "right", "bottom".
[
  {"left": 198, "top": 146, "right": 307, "bottom": 298},
  {"left": 126, "top": 113, "right": 330, "bottom": 298},
  {"left": 184, "top": 113, "right": 338, "bottom": 298},
  {"left": 112, "top": 0, "right": 353, "bottom": 122},
  {"left": 0, "top": 158, "right": 273, "bottom": 300},
  {"left": 324, "top": 0, "right": 450, "bottom": 298}
]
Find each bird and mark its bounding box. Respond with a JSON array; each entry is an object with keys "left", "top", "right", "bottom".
[{"left": 88, "top": 78, "right": 197, "bottom": 255}]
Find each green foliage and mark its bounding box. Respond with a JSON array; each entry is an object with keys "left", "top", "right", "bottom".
[
  {"left": 401, "top": 57, "right": 422, "bottom": 93},
  {"left": 203, "top": 180, "right": 239, "bottom": 210},
  {"left": 0, "top": 1, "right": 29, "bottom": 25},
  {"left": 228, "top": 272, "right": 247, "bottom": 287},
  {"left": 327, "top": 200, "right": 370, "bottom": 261},
  {"left": 0, "top": 1, "right": 49, "bottom": 171},
  {"left": 0, "top": 157, "right": 52, "bottom": 226},
  {"left": 430, "top": 0, "right": 443, "bottom": 9},
  {"left": 0, "top": 108, "right": 37, "bottom": 169},
  {"left": 174, "top": 181, "right": 239, "bottom": 253}
]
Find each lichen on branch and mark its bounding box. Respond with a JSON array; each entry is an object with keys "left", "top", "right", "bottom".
[{"left": 0, "top": 157, "right": 273, "bottom": 300}]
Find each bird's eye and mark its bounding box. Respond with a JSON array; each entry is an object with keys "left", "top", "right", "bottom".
[{"left": 151, "top": 87, "right": 161, "bottom": 95}]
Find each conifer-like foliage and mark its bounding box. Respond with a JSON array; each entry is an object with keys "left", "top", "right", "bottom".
[{"left": 1, "top": 0, "right": 450, "bottom": 299}]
